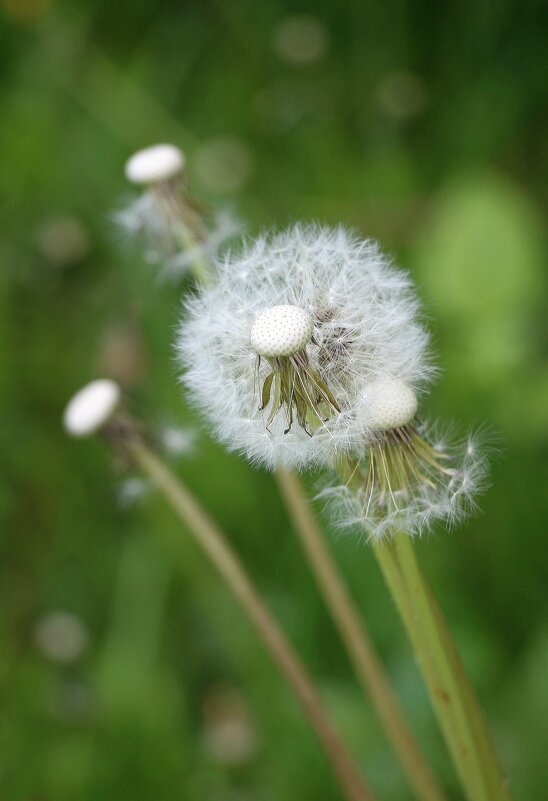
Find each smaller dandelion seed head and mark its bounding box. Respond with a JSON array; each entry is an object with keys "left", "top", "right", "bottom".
[
  {"left": 318, "top": 422, "right": 489, "bottom": 541},
  {"left": 63, "top": 379, "right": 121, "bottom": 437},
  {"left": 361, "top": 378, "right": 418, "bottom": 431},
  {"left": 125, "top": 144, "right": 185, "bottom": 185},
  {"left": 250, "top": 304, "right": 313, "bottom": 358}
]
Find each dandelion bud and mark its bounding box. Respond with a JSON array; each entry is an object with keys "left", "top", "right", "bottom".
[
  {"left": 63, "top": 379, "right": 121, "bottom": 437},
  {"left": 364, "top": 378, "right": 417, "bottom": 431},
  {"left": 124, "top": 144, "right": 185, "bottom": 185}
]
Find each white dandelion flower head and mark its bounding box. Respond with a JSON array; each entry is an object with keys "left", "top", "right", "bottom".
[
  {"left": 319, "top": 423, "right": 490, "bottom": 541},
  {"left": 177, "top": 224, "right": 434, "bottom": 470},
  {"left": 117, "top": 145, "right": 241, "bottom": 283}
]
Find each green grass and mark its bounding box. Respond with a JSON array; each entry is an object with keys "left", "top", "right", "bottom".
[{"left": 1, "top": 2, "right": 547, "bottom": 799}]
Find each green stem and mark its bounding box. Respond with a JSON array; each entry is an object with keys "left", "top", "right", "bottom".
[
  {"left": 152, "top": 182, "right": 215, "bottom": 286},
  {"left": 176, "top": 227, "right": 213, "bottom": 286},
  {"left": 125, "top": 437, "right": 377, "bottom": 801},
  {"left": 395, "top": 535, "right": 511, "bottom": 800},
  {"left": 275, "top": 469, "right": 449, "bottom": 801},
  {"left": 373, "top": 533, "right": 512, "bottom": 801}
]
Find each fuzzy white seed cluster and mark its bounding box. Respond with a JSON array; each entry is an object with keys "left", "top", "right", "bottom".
[
  {"left": 63, "top": 379, "right": 121, "bottom": 437},
  {"left": 117, "top": 145, "right": 241, "bottom": 283},
  {"left": 178, "top": 224, "right": 434, "bottom": 470},
  {"left": 124, "top": 144, "right": 185, "bottom": 185},
  {"left": 250, "top": 304, "right": 313, "bottom": 358},
  {"left": 365, "top": 378, "right": 418, "bottom": 431},
  {"left": 177, "top": 223, "right": 487, "bottom": 537}
]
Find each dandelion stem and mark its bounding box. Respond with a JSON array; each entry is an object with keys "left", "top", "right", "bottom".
[
  {"left": 175, "top": 227, "right": 213, "bottom": 285},
  {"left": 372, "top": 533, "right": 512, "bottom": 801},
  {"left": 125, "top": 437, "right": 377, "bottom": 801},
  {"left": 275, "top": 468, "right": 449, "bottom": 801}
]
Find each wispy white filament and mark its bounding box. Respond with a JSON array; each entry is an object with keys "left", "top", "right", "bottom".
[
  {"left": 319, "top": 427, "right": 490, "bottom": 541},
  {"left": 115, "top": 195, "right": 241, "bottom": 282}
]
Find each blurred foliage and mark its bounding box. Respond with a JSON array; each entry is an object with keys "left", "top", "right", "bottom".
[{"left": 1, "top": 1, "right": 547, "bottom": 799}]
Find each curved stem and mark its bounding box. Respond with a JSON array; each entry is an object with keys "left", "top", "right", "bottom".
[
  {"left": 176, "top": 227, "right": 213, "bottom": 285},
  {"left": 126, "top": 438, "right": 377, "bottom": 801},
  {"left": 275, "top": 468, "right": 449, "bottom": 801}
]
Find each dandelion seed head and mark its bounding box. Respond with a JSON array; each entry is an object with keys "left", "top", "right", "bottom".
[
  {"left": 319, "top": 424, "right": 489, "bottom": 540},
  {"left": 125, "top": 144, "right": 185, "bottom": 185},
  {"left": 178, "top": 224, "right": 434, "bottom": 470},
  {"left": 63, "top": 379, "right": 121, "bottom": 437}
]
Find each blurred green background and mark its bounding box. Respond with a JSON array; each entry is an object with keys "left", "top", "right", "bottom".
[{"left": 1, "top": 1, "right": 547, "bottom": 799}]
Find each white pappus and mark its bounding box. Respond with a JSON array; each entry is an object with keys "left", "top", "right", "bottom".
[
  {"left": 319, "top": 420, "right": 490, "bottom": 541},
  {"left": 177, "top": 224, "right": 435, "bottom": 471}
]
